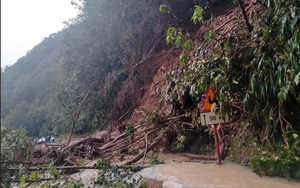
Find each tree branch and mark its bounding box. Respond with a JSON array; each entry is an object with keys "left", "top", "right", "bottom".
[
  {"left": 66, "top": 90, "right": 92, "bottom": 146},
  {"left": 237, "top": 0, "right": 253, "bottom": 32}
]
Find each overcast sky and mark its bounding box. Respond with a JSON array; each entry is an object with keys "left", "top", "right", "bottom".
[{"left": 1, "top": 0, "right": 79, "bottom": 68}]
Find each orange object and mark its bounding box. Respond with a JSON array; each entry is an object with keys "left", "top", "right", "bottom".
[
  {"left": 213, "top": 124, "right": 222, "bottom": 165},
  {"left": 200, "top": 87, "right": 215, "bottom": 112}
]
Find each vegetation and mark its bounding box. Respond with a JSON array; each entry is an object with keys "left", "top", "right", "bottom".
[
  {"left": 150, "top": 158, "right": 164, "bottom": 166},
  {"left": 1, "top": 128, "right": 32, "bottom": 187},
  {"left": 1, "top": 129, "right": 143, "bottom": 188},
  {"left": 161, "top": 0, "right": 300, "bottom": 181},
  {"left": 92, "top": 159, "right": 142, "bottom": 187},
  {"left": 1, "top": 32, "right": 65, "bottom": 137}
]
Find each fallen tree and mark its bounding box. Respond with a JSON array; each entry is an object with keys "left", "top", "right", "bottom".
[
  {"left": 184, "top": 153, "right": 217, "bottom": 160},
  {"left": 124, "top": 133, "right": 164, "bottom": 165}
]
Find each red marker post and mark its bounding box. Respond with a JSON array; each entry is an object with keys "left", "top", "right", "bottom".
[
  {"left": 213, "top": 124, "right": 221, "bottom": 165},
  {"left": 200, "top": 86, "right": 227, "bottom": 165}
]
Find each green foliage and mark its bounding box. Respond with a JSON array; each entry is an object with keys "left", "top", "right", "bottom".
[
  {"left": 1, "top": 32, "right": 65, "bottom": 137},
  {"left": 63, "top": 180, "right": 85, "bottom": 188},
  {"left": 19, "top": 176, "right": 27, "bottom": 187},
  {"left": 10, "top": 159, "right": 86, "bottom": 188},
  {"left": 162, "top": 0, "right": 300, "bottom": 181},
  {"left": 164, "top": 0, "right": 300, "bottom": 130},
  {"left": 140, "top": 110, "right": 165, "bottom": 127},
  {"left": 139, "top": 182, "right": 148, "bottom": 188},
  {"left": 1, "top": 127, "right": 32, "bottom": 161},
  {"left": 1, "top": 129, "right": 47, "bottom": 188},
  {"left": 150, "top": 158, "right": 164, "bottom": 166},
  {"left": 49, "top": 161, "right": 63, "bottom": 180},
  {"left": 171, "top": 135, "right": 187, "bottom": 151},
  {"left": 166, "top": 28, "right": 192, "bottom": 51},
  {"left": 2, "top": 0, "right": 163, "bottom": 136},
  {"left": 175, "top": 32, "right": 184, "bottom": 48},
  {"left": 93, "top": 158, "right": 142, "bottom": 187},
  {"left": 204, "top": 30, "right": 215, "bottom": 41},
  {"left": 57, "top": 0, "right": 162, "bottom": 131},
  {"left": 191, "top": 5, "right": 204, "bottom": 24},
  {"left": 226, "top": 122, "right": 260, "bottom": 165},
  {"left": 158, "top": 4, "right": 167, "bottom": 13},
  {"left": 179, "top": 52, "right": 188, "bottom": 66},
  {"left": 166, "top": 28, "right": 177, "bottom": 44},
  {"left": 184, "top": 40, "right": 192, "bottom": 50},
  {"left": 251, "top": 132, "right": 300, "bottom": 181},
  {"left": 30, "top": 171, "right": 38, "bottom": 181},
  {"left": 166, "top": 27, "right": 193, "bottom": 66},
  {"left": 125, "top": 124, "right": 134, "bottom": 137}
]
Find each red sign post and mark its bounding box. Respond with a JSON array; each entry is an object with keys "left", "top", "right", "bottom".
[
  {"left": 213, "top": 124, "right": 222, "bottom": 165},
  {"left": 200, "top": 87, "right": 222, "bottom": 165}
]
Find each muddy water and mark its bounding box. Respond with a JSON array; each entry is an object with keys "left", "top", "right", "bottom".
[{"left": 136, "top": 154, "right": 300, "bottom": 188}]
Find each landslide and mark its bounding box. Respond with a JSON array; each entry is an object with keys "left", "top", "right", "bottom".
[
  {"left": 107, "top": 0, "right": 300, "bottom": 181},
  {"left": 116, "top": 0, "right": 239, "bottom": 122},
  {"left": 18, "top": 0, "right": 267, "bottom": 166},
  {"left": 3, "top": 0, "right": 300, "bottom": 184}
]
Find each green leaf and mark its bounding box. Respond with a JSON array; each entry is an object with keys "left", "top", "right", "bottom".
[
  {"left": 166, "top": 28, "right": 176, "bottom": 44},
  {"left": 295, "top": 156, "right": 299, "bottom": 161},
  {"left": 20, "top": 176, "right": 27, "bottom": 186},
  {"left": 294, "top": 73, "right": 300, "bottom": 85},
  {"left": 179, "top": 53, "right": 188, "bottom": 66},
  {"left": 175, "top": 35, "right": 183, "bottom": 48},
  {"left": 30, "top": 171, "right": 38, "bottom": 181},
  {"left": 158, "top": 4, "right": 167, "bottom": 13},
  {"left": 233, "top": 80, "right": 239, "bottom": 84},
  {"left": 191, "top": 5, "right": 204, "bottom": 24},
  {"left": 204, "top": 31, "right": 215, "bottom": 41},
  {"left": 293, "top": 134, "right": 298, "bottom": 139},
  {"left": 184, "top": 41, "right": 191, "bottom": 50}
]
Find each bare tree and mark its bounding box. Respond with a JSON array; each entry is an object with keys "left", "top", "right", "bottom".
[{"left": 66, "top": 90, "right": 92, "bottom": 146}]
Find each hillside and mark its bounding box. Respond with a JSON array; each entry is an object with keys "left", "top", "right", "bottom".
[
  {"left": 1, "top": 31, "right": 67, "bottom": 136},
  {"left": 1, "top": 0, "right": 300, "bottom": 184}
]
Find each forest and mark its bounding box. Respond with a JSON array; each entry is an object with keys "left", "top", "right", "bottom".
[{"left": 1, "top": 0, "right": 300, "bottom": 187}]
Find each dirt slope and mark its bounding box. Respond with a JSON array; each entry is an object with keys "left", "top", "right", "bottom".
[{"left": 122, "top": 0, "right": 260, "bottom": 124}]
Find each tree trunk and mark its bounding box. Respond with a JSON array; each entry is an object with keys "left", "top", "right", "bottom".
[
  {"left": 124, "top": 133, "right": 164, "bottom": 165},
  {"left": 184, "top": 153, "right": 217, "bottom": 160},
  {"left": 66, "top": 90, "right": 91, "bottom": 146}
]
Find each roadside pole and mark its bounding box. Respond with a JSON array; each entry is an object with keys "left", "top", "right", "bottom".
[
  {"left": 212, "top": 124, "right": 221, "bottom": 165},
  {"left": 200, "top": 86, "right": 229, "bottom": 165}
]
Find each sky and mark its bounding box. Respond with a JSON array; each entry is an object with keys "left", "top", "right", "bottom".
[{"left": 1, "top": 0, "right": 79, "bottom": 68}]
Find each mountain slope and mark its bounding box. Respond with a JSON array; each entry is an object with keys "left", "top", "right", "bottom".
[{"left": 1, "top": 31, "right": 66, "bottom": 135}]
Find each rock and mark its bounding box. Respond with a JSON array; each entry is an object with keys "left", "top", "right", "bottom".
[{"left": 139, "top": 178, "right": 163, "bottom": 188}]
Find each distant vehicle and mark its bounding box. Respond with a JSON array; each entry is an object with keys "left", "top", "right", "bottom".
[
  {"left": 37, "top": 138, "right": 42, "bottom": 145},
  {"left": 45, "top": 135, "right": 50, "bottom": 142},
  {"left": 37, "top": 137, "right": 46, "bottom": 145}
]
